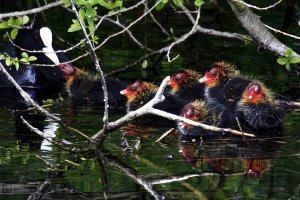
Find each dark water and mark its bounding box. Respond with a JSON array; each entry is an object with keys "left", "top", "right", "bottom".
[{"left": 1, "top": 1, "right": 300, "bottom": 200}]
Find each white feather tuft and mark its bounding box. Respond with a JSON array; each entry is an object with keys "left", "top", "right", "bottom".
[{"left": 40, "top": 27, "right": 60, "bottom": 65}]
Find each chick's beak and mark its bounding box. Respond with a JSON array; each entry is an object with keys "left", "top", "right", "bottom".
[
  {"left": 120, "top": 89, "right": 128, "bottom": 96},
  {"left": 199, "top": 76, "right": 208, "bottom": 83}
]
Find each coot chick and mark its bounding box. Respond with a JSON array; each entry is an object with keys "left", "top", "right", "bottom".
[
  {"left": 199, "top": 61, "right": 251, "bottom": 127},
  {"left": 236, "top": 82, "right": 286, "bottom": 130},
  {"left": 168, "top": 69, "right": 204, "bottom": 101},
  {"left": 120, "top": 80, "right": 186, "bottom": 115},
  {"left": 59, "top": 63, "right": 127, "bottom": 105},
  {"left": 177, "top": 100, "right": 222, "bottom": 138},
  {"left": 199, "top": 61, "right": 251, "bottom": 113}
]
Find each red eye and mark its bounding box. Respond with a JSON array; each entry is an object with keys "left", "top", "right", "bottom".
[{"left": 130, "top": 85, "right": 137, "bottom": 92}]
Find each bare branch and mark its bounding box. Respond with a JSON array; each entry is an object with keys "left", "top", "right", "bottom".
[
  {"left": 231, "top": 0, "right": 282, "bottom": 10},
  {"left": 227, "top": 0, "right": 300, "bottom": 57},
  {"left": 167, "top": 6, "right": 201, "bottom": 63},
  {"left": 150, "top": 172, "right": 245, "bottom": 185},
  {"left": 147, "top": 108, "right": 255, "bottom": 137},
  {"left": 180, "top": 5, "right": 251, "bottom": 42},
  {"left": 94, "top": 0, "right": 164, "bottom": 52},
  {"left": 143, "top": 1, "right": 170, "bottom": 36},
  {"left": 265, "top": 24, "right": 300, "bottom": 40},
  {"left": 0, "top": 1, "right": 62, "bottom": 20}
]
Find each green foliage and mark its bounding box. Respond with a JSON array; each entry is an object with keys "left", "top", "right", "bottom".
[
  {"left": 277, "top": 48, "right": 300, "bottom": 71},
  {"left": 68, "top": 0, "right": 124, "bottom": 45},
  {"left": 0, "top": 16, "right": 29, "bottom": 39},
  {"left": 0, "top": 52, "right": 37, "bottom": 70},
  {"left": 194, "top": 0, "right": 204, "bottom": 7}
]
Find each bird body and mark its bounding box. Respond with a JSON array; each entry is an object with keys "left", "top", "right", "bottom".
[{"left": 236, "top": 82, "right": 285, "bottom": 130}]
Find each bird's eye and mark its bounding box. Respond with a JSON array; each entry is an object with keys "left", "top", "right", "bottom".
[
  {"left": 210, "top": 68, "right": 218, "bottom": 77},
  {"left": 175, "top": 74, "right": 182, "bottom": 81},
  {"left": 130, "top": 85, "right": 137, "bottom": 92},
  {"left": 253, "top": 84, "right": 261, "bottom": 93},
  {"left": 186, "top": 108, "right": 195, "bottom": 117},
  {"left": 249, "top": 83, "right": 261, "bottom": 93}
]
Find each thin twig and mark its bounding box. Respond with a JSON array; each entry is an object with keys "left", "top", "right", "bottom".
[
  {"left": 70, "top": 0, "right": 109, "bottom": 129},
  {"left": 265, "top": 24, "right": 300, "bottom": 40},
  {"left": 0, "top": 1, "right": 62, "bottom": 20},
  {"left": 231, "top": 0, "right": 282, "bottom": 10},
  {"left": 155, "top": 128, "right": 175, "bottom": 143},
  {"left": 167, "top": 6, "right": 201, "bottom": 63}
]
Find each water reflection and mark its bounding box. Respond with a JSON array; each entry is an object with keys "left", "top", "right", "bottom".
[
  {"left": 0, "top": 87, "right": 60, "bottom": 150},
  {"left": 0, "top": 80, "right": 298, "bottom": 199},
  {"left": 178, "top": 135, "right": 283, "bottom": 177}
]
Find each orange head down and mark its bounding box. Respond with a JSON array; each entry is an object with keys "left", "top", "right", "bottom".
[
  {"left": 168, "top": 69, "right": 201, "bottom": 93},
  {"left": 240, "top": 82, "right": 271, "bottom": 105},
  {"left": 58, "top": 63, "right": 86, "bottom": 86},
  {"left": 180, "top": 100, "right": 208, "bottom": 128},
  {"left": 120, "top": 80, "right": 158, "bottom": 103},
  {"left": 199, "top": 61, "right": 239, "bottom": 88}
]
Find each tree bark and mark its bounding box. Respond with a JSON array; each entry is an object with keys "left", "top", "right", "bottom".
[{"left": 227, "top": 0, "right": 300, "bottom": 57}]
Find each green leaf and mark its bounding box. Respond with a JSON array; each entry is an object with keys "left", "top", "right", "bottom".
[
  {"left": 277, "top": 57, "right": 287, "bottom": 65},
  {"left": 0, "top": 22, "right": 9, "bottom": 29},
  {"left": 87, "top": 18, "right": 95, "bottom": 33},
  {"left": 285, "top": 62, "right": 291, "bottom": 71},
  {"left": 68, "top": 20, "right": 82, "bottom": 32},
  {"left": 156, "top": 0, "right": 168, "bottom": 10},
  {"left": 21, "top": 52, "right": 28, "bottom": 59},
  {"left": 7, "top": 17, "right": 14, "bottom": 25},
  {"left": 10, "top": 28, "right": 18, "bottom": 40},
  {"left": 88, "top": 0, "right": 98, "bottom": 5},
  {"left": 20, "top": 15, "right": 29, "bottom": 25},
  {"left": 15, "top": 62, "right": 19, "bottom": 70},
  {"left": 73, "top": 0, "right": 86, "bottom": 5},
  {"left": 20, "top": 58, "right": 28, "bottom": 63},
  {"left": 28, "top": 56, "right": 37, "bottom": 62},
  {"left": 289, "top": 57, "right": 300, "bottom": 64},
  {"left": 172, "top": 0, "right": 183, "bottom": 7},
  {"left": 86, "top": 7, "right": 96, "bottom": 18},
  {"left": 112, "top": 0, "right": 123, "bottom": 8},
  {"left": 5, "top": 57, "right": 11, "bottom": 66},
  {"left": 61, "top": 0, "right": 71, "bottom": 7},
  {"left": 79, "top": 8, "right": 86, "bottom": 25},
  {"left": 285, "top": 48, "right": 293, "bottom": 57},
  {"left": 194, "top": 0, "right": 204, "bottom": 7},
  {"left": 97, "top": 0, "right": 113, "bottom": 10},
  {"left": 142, "top": 60, "right": 148, "bottom": 69}
]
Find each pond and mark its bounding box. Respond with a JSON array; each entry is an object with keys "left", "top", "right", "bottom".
[{"left": 1, "top": 1, "right": 300, "bottom": 200}]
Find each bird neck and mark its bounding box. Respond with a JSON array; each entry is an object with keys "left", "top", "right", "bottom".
[{"left": 65, "top": 67, "right": 86, "bottom": 86}]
